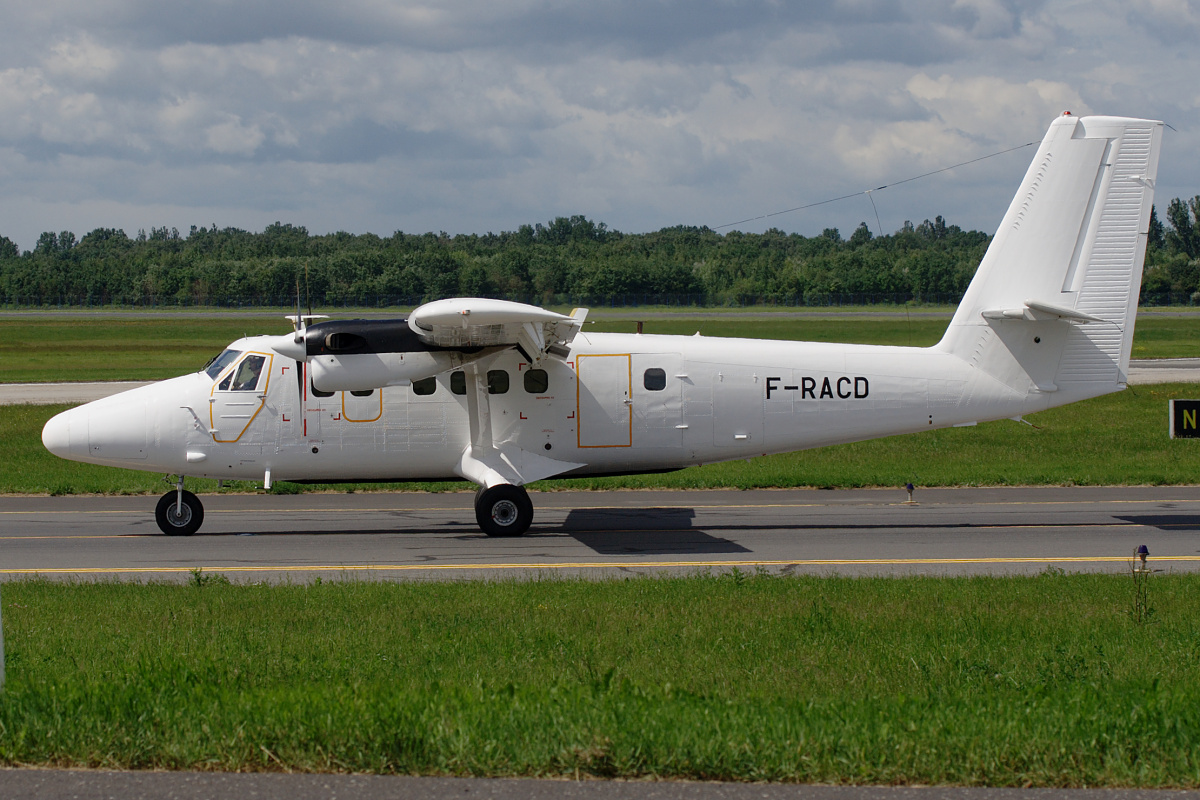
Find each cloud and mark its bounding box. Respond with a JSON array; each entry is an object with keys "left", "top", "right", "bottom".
[
  {"left": 45, "top": 35, "right": 122, "bottom": 82},
  {"left": 1126, "top": 0, "right": 1200, "bottom": 43},
  {"left": 0, "top": 0, "right": 1196, "bottom": 250},
  {"left": 204, "top": 117, "right": 266, "bottom": 156}
]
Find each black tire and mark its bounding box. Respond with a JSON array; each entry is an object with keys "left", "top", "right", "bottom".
[
  {"left": 474, "top": 484, "right": 533, "bottom": 537},
  {"left": 155, "top": 490, "right": 204, "bottom": 536}
]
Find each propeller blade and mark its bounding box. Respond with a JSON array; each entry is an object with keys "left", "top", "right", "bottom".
[{"left": 295, "top": 359, "right": 305, "bottom": 408}]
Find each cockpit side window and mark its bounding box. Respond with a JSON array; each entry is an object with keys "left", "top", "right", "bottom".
[
  {"left": 204, "top": 349, "right": 242, "bottom": 380},
  {"left": 225, "top": 355, "right": 266, "bottom": 392}
]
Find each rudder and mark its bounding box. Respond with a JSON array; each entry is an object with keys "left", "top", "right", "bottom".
[{"left": 939, "top": 113, "right": 1163, "bottom": 401}]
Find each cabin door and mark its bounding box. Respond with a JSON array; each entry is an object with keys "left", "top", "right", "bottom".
[
  {"left": 576, "top": 353, "right": 632, "bottom": 448},
  {"left": 631, "top": 353, "right": 683, "bottom": 449}
]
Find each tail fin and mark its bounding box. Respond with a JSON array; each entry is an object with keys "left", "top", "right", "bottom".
[{"left": 938, "top": 113, "right": 1163, "bottom": 402}]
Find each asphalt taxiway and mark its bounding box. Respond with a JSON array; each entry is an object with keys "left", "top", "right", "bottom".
[{"left": 3, "top": 486, "right": 1198, "bottom": 582}]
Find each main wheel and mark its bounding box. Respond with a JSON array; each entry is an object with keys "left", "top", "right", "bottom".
[
  {"left": 155, "top": 490, "right": 204, "bottom": 536},
  {"left": 474, "top": 484, "right": 533, "bottom": 537}
]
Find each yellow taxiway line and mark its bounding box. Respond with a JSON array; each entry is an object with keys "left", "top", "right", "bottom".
[
  {"left": 1, "top": 555, "right": 1198, "bottom": 575},
  {"left": 0, "top": 522, "right": 1175, "bottom": 541}
]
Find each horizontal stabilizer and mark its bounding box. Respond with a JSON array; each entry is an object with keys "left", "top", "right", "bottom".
[{"left": 981, "top": 300, "right": 1106, "bottom": 323}]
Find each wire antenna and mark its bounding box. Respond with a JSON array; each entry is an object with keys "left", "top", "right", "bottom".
[
  {"left": 866, "top": 190, "right": 883, "bottom": 238},
  {"left": 714, "top": 140, "right": 1039, "bottom": 231}
]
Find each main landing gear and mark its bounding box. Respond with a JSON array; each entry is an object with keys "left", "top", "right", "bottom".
[
  {"left": 474, "top": 484, "right": 534, "bottom": 537},
  {"left": 155, "top": 477, "right": 204, "bottom": 536}
]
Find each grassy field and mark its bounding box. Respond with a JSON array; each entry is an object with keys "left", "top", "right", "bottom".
[
  {"left": 1, "top": 573, "right": 1196, "bottom": 784},
  {"left": 6, "top": 382, "right": 1200, "bottom": 495},
  {"left": 2, "top": 313, "right": 1197, "bottom": 383}
]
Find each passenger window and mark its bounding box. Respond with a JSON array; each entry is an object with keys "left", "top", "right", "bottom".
[
  {"left": 644, "top": 368, "right": 667, "bottom": 391},
  {"left": 524, "top": 369, "right": 549, "bottom": 394},
  {"left": 231, "top": 355, "right": 266, "bottom": 391},
  {"left": 412, "top": 376, "right": 437, "bottom": 396},
  {"left": 350, "top": 389, "right": 374, "bottom": 397},
  {"left": 310, "top": 380, "right": 333, "bottom": 398},
  {"left": 487, "top": 370, "right": 509, "bottom": 394},
  {"left": 450, "top": 371, "right": 466, "bottom": 395}
]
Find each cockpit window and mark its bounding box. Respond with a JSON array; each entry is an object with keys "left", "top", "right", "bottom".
[
  {"left": 229, "top": 355, "right": 266, "bottom": 391},
  {"left": 203, "top": 349, "right": 242, "bottom": 380}
]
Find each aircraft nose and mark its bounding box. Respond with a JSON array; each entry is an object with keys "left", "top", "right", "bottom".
[{"left": 42, "top": 409, "right": 73, "bottom": 458}]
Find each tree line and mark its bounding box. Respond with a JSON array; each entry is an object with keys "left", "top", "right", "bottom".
[{"left": 1, "top": 198, "right": 1198, "bottom": 308}]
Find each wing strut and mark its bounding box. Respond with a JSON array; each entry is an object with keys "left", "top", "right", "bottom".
[{"left": 454, "top": 359, "right": 583, "bottom": 489}]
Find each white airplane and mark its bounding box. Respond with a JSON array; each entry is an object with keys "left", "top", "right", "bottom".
[{"left": 42, "top": 113, "right": 1163, "bottom": 537}]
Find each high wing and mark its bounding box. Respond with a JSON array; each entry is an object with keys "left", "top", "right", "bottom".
[
  {"left": 268, "top": 298, "right": 588, "bottom": 393},
  {"left": 408, "top": 298, "right": 588, "bottom": 363}
]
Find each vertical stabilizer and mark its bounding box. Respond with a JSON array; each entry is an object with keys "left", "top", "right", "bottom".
[{"left": 939, "top": 113, "right": 1163, "bottom": 402}]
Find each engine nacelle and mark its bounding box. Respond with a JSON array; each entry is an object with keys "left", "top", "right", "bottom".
[
  {"left": 267, "top": 318, "right": 488, "bottom": 393},
  {"left": 309, "top": 350, "right": 464, "bottom": 393}
]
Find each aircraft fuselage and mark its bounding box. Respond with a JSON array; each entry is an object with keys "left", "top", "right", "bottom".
[{"left": 49, "top": 329, "right": 1085, "bottom": 485}]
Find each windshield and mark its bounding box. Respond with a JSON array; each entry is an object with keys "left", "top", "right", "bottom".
[{"left": 202, "top": 349, "right": 242, "bottom": 380}]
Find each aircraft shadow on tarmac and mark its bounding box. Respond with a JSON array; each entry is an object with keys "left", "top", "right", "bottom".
[
  {"left": 191, "top": 506, "right": 1110, "bottom": 545},
  {"left": 1115, "top": 514, "right": 1200, "bottom": 531},
  {"left": 205, "top": 507, "right": 752, "bottom": 555},
  {"left": 545, "top": 508, "right": 752, "bottom": 556}
]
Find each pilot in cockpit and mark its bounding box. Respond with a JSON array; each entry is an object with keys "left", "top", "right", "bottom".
[{"left": 233, "top": 357, "right": 264, "bottom": 391}]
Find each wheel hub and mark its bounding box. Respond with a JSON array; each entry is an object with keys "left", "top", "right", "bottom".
[
  {"left": 491, "top": 499, "right": 519, "bottom": 527},
  {"left": 167, "top": 505, "right": 193, "bottom": 527}
]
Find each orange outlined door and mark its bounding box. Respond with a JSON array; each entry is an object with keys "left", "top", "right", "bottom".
[
  {"left": 577, "top": 354, "right": 632, "bottom": 447},
  {"left": 210, "top": 352, "right": 273, "bottom": 443}
]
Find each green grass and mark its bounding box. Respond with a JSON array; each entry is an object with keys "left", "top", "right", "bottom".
[
  {"left": 8, "top": 383, "right": 1200, "bottom": 495},
  {"left": 1, "top": 573, "right": 1197, "bottom": 784},
  {"left": 0, "top": 317, "right": 295, "bottom": 383},
  {"left": 3, "top": 314, "right": 1197, "bottom": 383}
]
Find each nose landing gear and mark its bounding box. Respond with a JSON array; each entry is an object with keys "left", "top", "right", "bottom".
[{"left": 155, "top": 477, "right": 204, "bottom": 536}]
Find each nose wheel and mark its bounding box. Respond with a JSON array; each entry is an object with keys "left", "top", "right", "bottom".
[
  {"left": 474, "top": 484, "right": 533, "bottom": 537},
  {"left": 155, "top": 490, "right": 204, "bottom": 536}
]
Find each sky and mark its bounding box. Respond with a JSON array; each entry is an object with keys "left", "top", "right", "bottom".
[{"left": 1, "top": 0, "right": 1197, "bottom": 251}]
